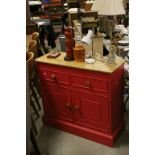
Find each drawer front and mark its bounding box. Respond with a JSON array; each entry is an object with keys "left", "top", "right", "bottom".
[
  {"left": 40, "top": 69, "right": 70, "bottom": 85},
  {"left": 71, "top": 75, "right": 109, "bottom": 93}
]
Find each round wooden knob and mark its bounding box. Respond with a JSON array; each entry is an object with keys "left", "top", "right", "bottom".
[
  {"left": 66, "top": 103, "right": 71, "bottom": 107},
  {"left": 85, "top": 81, "right": 91, "bottom": 87},
  {"left": 51, "top": 74, "right": 56, "bottom": 81},
  {"left": 74, "top": 105, "right": 79, "bottom": 110}
]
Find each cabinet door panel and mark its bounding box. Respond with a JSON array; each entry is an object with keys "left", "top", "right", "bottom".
[
  {"left": 44, "top": 81, "right": 73, "bottom": 122},
  {"left": 72, "top": 90, "right": 109, "bottom": 133}
]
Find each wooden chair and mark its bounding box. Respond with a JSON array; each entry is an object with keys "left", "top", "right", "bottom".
[
  {"left": 26, "top": 63, "right": 41, "bottom": 155},
  {"left": 26, "top": 52, "right": 40, "bottom": 121},
  {"left": 32, "top": 32, "right": 44, "bottom": 57},
  {"left": 31, "top": 32, "right": 42, "bottom": 108},
  {"left": 27, "top": 40, "right": 41, "bottom": 111},
  {"left": 124, "top": 63, "right": 129, "bottom": 111},
  {"left": 32, "top": 32, "right": 39, "bottom": 41},
  {"left": 123, "top": 52, "right": 129, "bottom": 111},
  {"left": 27, "top": 40, "right": 37, "bottom": 58},
  {"left": 26, "top": 52, "right": 34, "bottom": 79}
]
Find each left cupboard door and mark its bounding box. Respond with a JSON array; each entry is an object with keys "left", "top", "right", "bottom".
[{"left": 41, "top": 81, "right": 73, "bottom": 122}]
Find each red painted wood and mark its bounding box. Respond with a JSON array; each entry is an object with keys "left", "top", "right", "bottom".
[
  {"left": 36, "top": 62, "right": 125, "bottom": 147},
  {"left": 71, "top": 74, "right": 109, "bottom": 94},
  {"left": 43, "top": 115, "right": 125, "bottom": 147},
  {"left": 71, "top": 90, "right": 109, "bottom": 133},
  {"left": 41, "top": 69, "right": 70, "bottom": 85}
]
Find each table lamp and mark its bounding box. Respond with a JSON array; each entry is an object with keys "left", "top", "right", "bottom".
[
  {"left": 81, "top": 29, "right": 95, "bottom": 63},
  {"left": 91, "top": 0, "right": 125, "bottom": 39}
]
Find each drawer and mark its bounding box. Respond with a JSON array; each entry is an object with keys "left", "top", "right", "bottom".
[
  {"left": 71, "top": 75, "right": 109, "bottom": 93},
  {"left": 40, "top": 69, "right": 70, "bottom": 85}
]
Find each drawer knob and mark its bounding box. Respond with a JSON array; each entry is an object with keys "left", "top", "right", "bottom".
[
  {"left": 74, "top": 105, "right": 79, "bottom": 110},
  {"left": 66, "top": 103, "right": 71, "bottom": 107},
  {"left": 85, "top": 81, "right": 91, "bottom": 87},
  {"left": 51, "top": 74, "right": 56, "bottom": 81}
]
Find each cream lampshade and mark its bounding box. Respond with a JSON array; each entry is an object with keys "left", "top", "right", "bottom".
[
  {"left": 91, "top": 0, "right": 125, "bottom": 16},
  {"left": 81, "top": 29, "right": 93, "bottom": 45},
  {"left": 91, "top": 0, "right": 125, "bottom": 38}
]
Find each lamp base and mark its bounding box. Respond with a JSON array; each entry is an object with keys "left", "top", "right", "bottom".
[
  {"left": 104, "top": 35, "right": 111, "bottom": 39},
  {"left": 64, "top": 56, "right": 74, "bottom": 61},
  {"left": 85, "top": 57, "right": 96, "bottom": 64}
]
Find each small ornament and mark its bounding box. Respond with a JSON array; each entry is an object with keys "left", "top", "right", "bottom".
[{"left": 106, "top": 45, "right": 116, "bottom": 65}]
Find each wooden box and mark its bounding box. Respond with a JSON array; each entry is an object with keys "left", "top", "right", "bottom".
[
  {"left": 81, "top": 17, "right": 98, "bottom": 34},
  {"left": 84, "top": 2, "right": 93, "bottom": 11}
]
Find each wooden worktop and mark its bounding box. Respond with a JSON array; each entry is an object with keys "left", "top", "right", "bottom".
[{"left": 35, "top": 52, "right": 124, "bottom": 73}]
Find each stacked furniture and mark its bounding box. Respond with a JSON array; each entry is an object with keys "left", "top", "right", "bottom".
[
  {"left": 42, "top": 0, "right": 65, "bottom": 33},
  {"left": 68, "top": 9, "right": 98, "bottom": 26},
  {"left": 81, "top": 17, "right": 98, "bottom": 34},
  {"left": 29, "top": 0, "right": 42, "bottom": 17},
  {"left": 67, "top": 0, "right": 80, "bottom": 8}
]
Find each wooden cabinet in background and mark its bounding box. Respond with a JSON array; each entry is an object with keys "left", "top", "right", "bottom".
[
  {"left": 42, "top": 0, "right": 65, "bottom": 33},
  {"left": 68, "top": 10, "right": 98, "bottom": 26}
]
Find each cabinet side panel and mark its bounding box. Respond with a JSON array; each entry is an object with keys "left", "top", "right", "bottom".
[{"left": 111, "top": 64, "right": 125, "bottom": 132}]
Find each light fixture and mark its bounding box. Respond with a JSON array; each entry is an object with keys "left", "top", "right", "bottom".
[
  {"left": 91, "top": 0, "right": 125, "bottom": 39},
  {"left": 81, "top": 29, "right": 95, "bottom": 63}
]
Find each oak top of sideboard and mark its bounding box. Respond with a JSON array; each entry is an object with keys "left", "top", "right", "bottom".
[{"left": 35, "top": 52, "right": 125, "bottom": 73}]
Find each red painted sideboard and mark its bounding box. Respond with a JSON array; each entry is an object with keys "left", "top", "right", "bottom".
[{"left": 35, "top": 53, "right": 125, "bottom": 147}]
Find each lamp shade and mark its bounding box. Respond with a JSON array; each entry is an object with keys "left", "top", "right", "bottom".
[
  {"left": 81, "top": 29, "right": 93, "bottom": 45},
  {"left": 91, "top": 0, "right": 125, "bottom": 15}
]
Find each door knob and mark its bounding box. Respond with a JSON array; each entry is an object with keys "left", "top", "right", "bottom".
[
  {"left": 66, "top": 103, "right": 71, "bottom": 107},
  {"left": 74, "top": 105, "right": 79, "bottom": 110},
  {"left": 66, "top": 103, "right": 74, "bottom": 111},
  {"left": 85, "top": 81, "right": 91, "bottom": 87},
  {"left": 51, "top": 74, "right": 57, "bottom": 81}
]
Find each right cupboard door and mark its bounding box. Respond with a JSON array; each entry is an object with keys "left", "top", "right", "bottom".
[{"left": 71, "top": 90, "right": 109, "bottom": 133}]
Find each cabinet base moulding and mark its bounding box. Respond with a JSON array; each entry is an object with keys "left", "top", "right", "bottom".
[{"left": 43, "top": 116, "right": 125, "bottom": 147}]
